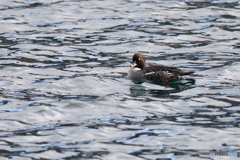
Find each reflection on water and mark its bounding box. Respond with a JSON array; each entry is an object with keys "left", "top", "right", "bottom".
[
  {"left": 130, "top": 78, "right": 196, "bottom": 98},
  {"left": 0, "top": 0, "right": 240, "bottom": 159}
]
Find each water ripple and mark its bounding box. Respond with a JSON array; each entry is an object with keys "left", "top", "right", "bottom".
[{"left": 0, "top": 0, "right": 240, "bottom": 159}]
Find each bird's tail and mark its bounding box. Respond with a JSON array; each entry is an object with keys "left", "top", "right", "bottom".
[{"left": 181, "top": 71, "right": 194, "bottom": 76}]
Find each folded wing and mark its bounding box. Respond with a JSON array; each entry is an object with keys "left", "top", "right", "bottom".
[{"left": 142, "top": 66, "right": 194, "bottom": 81}]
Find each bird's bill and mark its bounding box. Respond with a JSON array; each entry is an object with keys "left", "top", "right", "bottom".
[{"left": 129, "top": 63, "right": 137, "bottom": 67}]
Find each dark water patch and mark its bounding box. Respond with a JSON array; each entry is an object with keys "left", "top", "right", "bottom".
[
  {"left": 0, "top": 2, "right": 59, "bottom": 11},
  {"left": 186, "top": 1, "right": 240, "bottom": 9},
  {"left": 0, "top": 88, "right": 99, "bottom": 104},
  {"left": 0, "top": 36, "right": 16, "bottom": 48}
]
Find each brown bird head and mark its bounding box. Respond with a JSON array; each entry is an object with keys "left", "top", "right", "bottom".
[{"left": 130, "top": 53, "right": 146, "bottom": 69}]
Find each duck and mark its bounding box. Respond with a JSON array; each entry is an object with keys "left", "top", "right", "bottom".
[{"left": 128, "top": 53, "right": 194, "bottom": 81}]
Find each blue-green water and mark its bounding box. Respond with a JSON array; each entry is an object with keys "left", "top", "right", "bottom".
[{"left": 0, "top": 0, "right": 240, "bottom": 159}]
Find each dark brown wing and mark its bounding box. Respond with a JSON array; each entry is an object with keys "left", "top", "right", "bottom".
[{"left": 142, "top": 66, "right": 194, "bottom": 81}]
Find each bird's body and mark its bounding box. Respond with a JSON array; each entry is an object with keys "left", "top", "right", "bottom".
[{"left": 128, "top": 53, "right": 194, "bottom": 81}]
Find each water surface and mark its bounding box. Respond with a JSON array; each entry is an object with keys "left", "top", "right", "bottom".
[{"left": 0, "top": 0, "right": 240, "bottom": 159}]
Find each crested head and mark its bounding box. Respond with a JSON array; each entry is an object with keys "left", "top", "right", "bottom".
[{"left": 132, "top": 53, "right": 146, "bottom": 69}]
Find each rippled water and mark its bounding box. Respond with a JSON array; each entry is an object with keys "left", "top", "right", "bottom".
[{"left": 0, "top": 0, "right": 240, "bottom": 159}]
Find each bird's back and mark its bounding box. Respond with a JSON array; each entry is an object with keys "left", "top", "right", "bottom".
[{"left": 142, "top": 66, "right": 194, "bottom": 81}]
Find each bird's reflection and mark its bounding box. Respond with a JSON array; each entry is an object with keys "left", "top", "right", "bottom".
[{"left": 129, "top": 78, "right": 195, "bottom": 98}]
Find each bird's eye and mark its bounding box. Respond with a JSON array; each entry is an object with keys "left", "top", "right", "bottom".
[{"left": 138, "top": 58, "right": 141, "bottom": 61}]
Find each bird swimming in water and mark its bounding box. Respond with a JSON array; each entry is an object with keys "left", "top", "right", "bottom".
[{"left": 128, "top": 53, "right": 194, "bottom": 81}]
